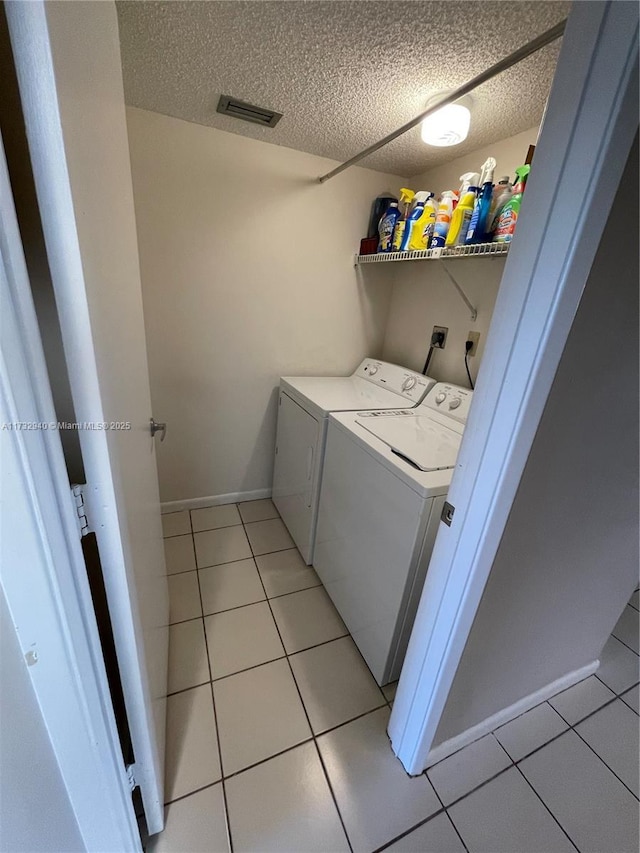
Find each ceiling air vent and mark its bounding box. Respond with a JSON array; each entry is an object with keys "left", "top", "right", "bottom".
[{"left": 216, "top": 95, "right": 282, "bottom": 128}]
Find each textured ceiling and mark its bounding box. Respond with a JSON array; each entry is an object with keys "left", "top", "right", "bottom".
[{"left": 116, "top": 1, "right": 569, "bottom": 177}]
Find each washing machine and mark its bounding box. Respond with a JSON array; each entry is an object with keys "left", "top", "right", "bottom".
[
  {"left": 272, "top": 360, "right": 435, "bottom": 565},
  {"left": 313, "top": 382, "right": 473, "bottom": 685}
]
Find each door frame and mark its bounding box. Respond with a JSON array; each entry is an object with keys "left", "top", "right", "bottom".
[
  {"left": 389, "top": 0, "right": 639, "bottom": 773},
  {"left": 0, "top": 137, "right": 140, "bottom": 849}
]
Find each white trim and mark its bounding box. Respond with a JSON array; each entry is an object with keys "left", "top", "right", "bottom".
[
  {"left": 388, "top": 1, "right": 639, "bottom": 775},
  {"left": 425, "top": 661, "right": 598, "bottom": 768},
  {"left": 0, "top": 137, "right": 139, "bottom": 849},
  {"left": 161, "top": 488, "right": 272, "bottom": 513}
]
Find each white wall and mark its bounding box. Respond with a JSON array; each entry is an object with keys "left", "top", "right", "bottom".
[
  {"left": 0, "top": 588, "right": 84, "bottom": 852},
  {"left": 381, "top": 258, "right": 505, "bottom": 385},
  {"left": 381, "top": 127, "right": 539, "bottom": 386},
  {"left": 433, "top": 136, "right": 639, "bottom": 744},
  {"left": 126, "top": 107, "right": 404, "bottom": 503}
]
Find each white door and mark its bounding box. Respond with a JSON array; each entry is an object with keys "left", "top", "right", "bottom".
[{"left": 6, "top": 1, "right": 169, "bottom": 833}]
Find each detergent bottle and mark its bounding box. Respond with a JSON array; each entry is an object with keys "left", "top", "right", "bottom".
[
  {"left": 429, "top": 191, "right": 457, "bottom": 248},
  {"left": 407, "top": 192, "right": 437, "bottom": 250},
  {"left": 392, "top": 188, "right": 415, "bottom": 251},
  {"left": 493, "top": 165, "right": 530, "bottom": 243},
  {"left": 465, "top": 157, "right": 497, "bottom": 244},
  {"left": 368, "top": 194, "right": 397, "bottom": 239},
  {"left": 446, "top": 173, "right": 480, "bottom": 247},
  {"left": 377, "top": 202, "right": 400, "bottom": 252}
]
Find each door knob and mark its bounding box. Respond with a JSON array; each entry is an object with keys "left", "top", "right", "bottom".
[{"left": 150, "top": 418, "right": 167, "bottom": 442}]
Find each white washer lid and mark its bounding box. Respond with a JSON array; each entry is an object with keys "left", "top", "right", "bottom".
[
  {"left": 357, "top": 414, "right": 462, "bottom": 472},
  {"left": 281, "top": 376, "right": 409, "bottom": 416}
]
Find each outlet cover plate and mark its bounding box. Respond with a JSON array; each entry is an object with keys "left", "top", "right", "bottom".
[
  {"left": 467, "top": 331, "right": 481, "bottom": 356},
  {"left": 433, "top": 326, "right": 448, "bottom": 349}
]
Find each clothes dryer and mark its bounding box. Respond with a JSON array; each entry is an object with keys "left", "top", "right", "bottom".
[{"left": 314, "top": 382, "right": 473, "bottom": 684}]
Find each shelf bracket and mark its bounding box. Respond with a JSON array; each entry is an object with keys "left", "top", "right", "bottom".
[{"left": 440, "top": 260, "right": 478, "bottom": 322}]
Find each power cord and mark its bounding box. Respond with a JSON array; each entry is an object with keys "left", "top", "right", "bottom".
[
  {"left": 422, "top": 331, "right": 445, "bottom": 375},
  {"left": 464, "top": 340, "right": 475, "bottom": 390}
]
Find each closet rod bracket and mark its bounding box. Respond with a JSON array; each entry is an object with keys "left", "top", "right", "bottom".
[{"left": 440, "top": 260, "right": 477, "bottom": 322}]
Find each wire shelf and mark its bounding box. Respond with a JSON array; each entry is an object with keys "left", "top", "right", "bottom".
[{"left": 355, "top": 242, "right": 509, "bottom": 264}]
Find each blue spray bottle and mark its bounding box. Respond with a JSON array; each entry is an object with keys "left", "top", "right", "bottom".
[{"left": 465, "top": 157, "right": 497, "bottom": 244}]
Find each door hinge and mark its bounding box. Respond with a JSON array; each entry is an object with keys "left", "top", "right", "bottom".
[
  {"left": 441, "top": 501, "right": 455, "bottom": 527},
  {"left": 126, "top": 763, "right": 137, "bottom": 792},
  {"left": 71, "top": 483, "right": 92, "bottom": 538}
]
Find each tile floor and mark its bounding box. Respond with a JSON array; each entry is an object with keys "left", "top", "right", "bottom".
[{"left": 151, "top": 501, "right": 640, "bottom": 853}]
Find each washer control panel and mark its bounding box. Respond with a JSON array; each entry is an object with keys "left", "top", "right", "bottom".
[
  {"left": 356, "top": 359, "right": 436, "bottom": 403},
  {"left": 422, "top": 383, "right": 473, "bottom": 423}
]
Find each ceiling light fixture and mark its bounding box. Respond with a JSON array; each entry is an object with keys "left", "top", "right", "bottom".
[{"left": 421, "top": 93, "right": 472, "bottom": 148}]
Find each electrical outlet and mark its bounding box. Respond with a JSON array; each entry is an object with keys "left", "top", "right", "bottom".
[
  {"left": 432, "top": 326, "right": 448, "bottom": 349},
  {"left": 466, "top": 331, "right": 481, "bottom": 356}
]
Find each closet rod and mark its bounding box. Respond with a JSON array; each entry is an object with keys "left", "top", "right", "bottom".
[{"left": 318, "top": 18, "right": 567, "bottom": 184}]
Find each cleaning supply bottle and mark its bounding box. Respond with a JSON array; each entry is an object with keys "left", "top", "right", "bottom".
[
  {"left": 400, "top": 191, "right": 427, "bottom": 251},
  {"left": 392, "top": 188, "right": 415, "bottom": 251},
  {"left": 430, "top": 191, "right": 457, "bottom": 248},
  {"left": 377, "top": 202, "right": 400, "bottom": 252},
  {"left": 493, "top": 165, "right": 531, "bottom": 243},
  {"left": 445, "top": 173, "right": 480, "bottom": 247},
  {"left": 407, "top": 192, "right": 437, "bottom": 250},
  {"left": 487, "top": 177, "right": 512, "bottom": 236},
  {"left": 368, "top": 194, "right": 397, "bottom": 239},
  {"left": 465, "top": 157, "right": 497, "bottom": 244}
]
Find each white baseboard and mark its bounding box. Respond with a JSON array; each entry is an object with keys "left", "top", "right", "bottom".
[
  {"left": 161, "top": 488, "right": 272, "bottom": 514},
  {"left": 425, "top": 660, "right": 599, "bottom": 768}
]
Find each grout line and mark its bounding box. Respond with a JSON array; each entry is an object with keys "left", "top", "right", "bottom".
[
  {"left": 238, "top": 511, "right": 355, "bottom": 853},
  {"left": 438, "top": 764, "right": 515, "bottom": 812},
  {"left": 218, "top": 737, "right": 316, "bottom": 784},
  {"left": 166, "top": 679, "right": 212, "bottom": 699},
  {"left": 372, "top": 807, "right": 450, "bottom": 853},
  {"left": 553, "top": 707, "right": 640, "bottom": 803},
  {"left": 518, "top": 693, "right": 640, "bottom": 803},
  {"left": 609, "top": 631, "right": 639, "bottom": 657},
  {"left": 513, "top": 764, "right": 581, "bottom": 852},
  {"left": 443, "top": 809, "right": 471, "bottom": 853},
  {"left": 425, "top": 768, "right": 471, "bottom": 853},
  {"left": 189, "top": 529, "right": 235, "bottom": 853},
  {"left": 165, "top": 634, "right": 395, "bottom": 694},
  {"left": 163, "top": 778, "right": 222, "bottom": 809},
  {"left": 165, "top": 512, "right": 638, "bottom": 848}
]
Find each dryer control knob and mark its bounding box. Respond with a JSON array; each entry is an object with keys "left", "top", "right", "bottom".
[
  {"left": 435, "top": 393, "right": 446, "bottom": 405},
  {"left": 402, "top": 377, "right": 417, "bottom": 391},
  {"left": 449, "top": 398, "right": 462, "bottom": 410},
  {"left": 367, "top": 364, "right": 378, "bottom": 375}
]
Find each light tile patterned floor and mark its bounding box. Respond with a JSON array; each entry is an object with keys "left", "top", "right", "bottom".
[{"left": 151, "top": 503, "right": 640, "bottom": 853}]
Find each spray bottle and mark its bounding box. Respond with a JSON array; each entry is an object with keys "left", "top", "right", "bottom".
[
  {"left": 493, "top": 165, "right": 530, "bottom": 243},
  {"left": 407, "top": 192, "right": 438, "bottom": 250},
  {"left": 400, "top": 191, "right": 426, "bottom": 251},
  {"left": 465, "top": 157, "right": 497, "bottom": 244},
  {"left": 392, "top": 188, "right": 416, "bottom": 251},
  {"left": 446, "top": 173, "right": 480, "bottom": 247},
  {"left": 487, "top": 177, "right": 513, "bottom": 236},
  {"left": 430, "top": 191, "right": 457, "bottom": 248}
]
